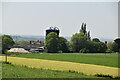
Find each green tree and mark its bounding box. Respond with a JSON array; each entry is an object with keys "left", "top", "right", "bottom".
[
  {"left": 0, "top": 35, "right": 15, "bottom": 62},
  {"left": 114, "top": 38, "right": 120, "bottom": 52},
  {"left": 80, "top": 23, "right": 87, "bottom": 34},
  {"left": 71, "top": 33, "right": 87, "bottom": 52},
  {"left": 14, "top": 41, "right": 29, "bottom": 46},
  {"left": 85, "top": 41, "right": 95, "bottom": 52},
  {"left": 92, "top": 38, "right": 100, "bottom": 42},
  {"left": 111, "top": 42, "right": 119, "bottom": 52},
  {"left": 79, "top": 48, "right": 89, "bottom": 53},
  {"left": 85, "top": 41, "right": 107, "bottom": 53},
  {"left": 96, "top": 42, "right": 107, "bottom": 53},
  {"left": 70, "top": 23, "right": 107, "bottom": 53},
  {"left": 45, "top": 32, "right": 59, "bottom": 53},
  {"left": 1, "top": 35, "right": 15, "bottom": 53},
  {"left": 0, "top": 37, "right": 2, "bottom": 54},
  {"left": 106, "top": 42, "right": 113, "bottom": 52},
  {"left": 59, "top": 37, "right": 69, "bottom": 53},
  {"left": 87, "top": 31, "right": 91, "bottom": 40},
  {"left": 80, "top": 23, "right": 91, "bottom": 40}
]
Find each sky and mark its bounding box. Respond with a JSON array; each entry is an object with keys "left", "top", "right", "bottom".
[{"left": 2, "top": 2, "right": 118, "bottom": 40}]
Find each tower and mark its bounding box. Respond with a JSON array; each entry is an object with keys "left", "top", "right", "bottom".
[{"left": 46, "top": 27, "right": 60, "bottom": 36}]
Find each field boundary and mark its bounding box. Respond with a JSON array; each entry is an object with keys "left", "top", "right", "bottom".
[{"left": 1, "top": 56, "right": 120, "bottom": 77}]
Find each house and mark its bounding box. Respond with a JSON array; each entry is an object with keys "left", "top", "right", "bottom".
[
  {"left": 29, "top": 47, "right": 44, "bottom": 53},
  {"left": 11, "top": 40, "right": 44, "bottom": 53}
]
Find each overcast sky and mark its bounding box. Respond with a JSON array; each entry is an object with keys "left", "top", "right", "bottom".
[{"left": 2, "top": 2, "right": 118, "bottom": 40}]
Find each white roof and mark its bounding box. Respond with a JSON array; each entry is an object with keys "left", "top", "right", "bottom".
[{"left": 8, "top": 48, "right": 30, "bottom": 53}]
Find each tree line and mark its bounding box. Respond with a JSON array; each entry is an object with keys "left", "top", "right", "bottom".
[
  {"left": 0, "top": 23, "right": 120, "bottom": 54},
  {"left": 45, "top": 23, "right": 120, "bottom": 53}
]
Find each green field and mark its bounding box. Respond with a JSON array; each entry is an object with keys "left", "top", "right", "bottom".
[
  {"left": 2, "top": 62, "right": 97, "bottom": 78},
  {"left": 14, "top": 53, "right": 119, "bottom": 68}
]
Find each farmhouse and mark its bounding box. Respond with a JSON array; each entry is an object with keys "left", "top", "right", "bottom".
[{"left": 10, "top": 40, "right": 44, "bottom": 53}]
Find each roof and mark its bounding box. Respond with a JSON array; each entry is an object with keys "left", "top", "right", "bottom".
[{"left": 8, "top": 48, "right": 30, "bottom": 53}]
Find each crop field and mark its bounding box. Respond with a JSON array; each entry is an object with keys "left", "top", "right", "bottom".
[
  {"left": 0, "top": 62, "right": 2, "bottom": 79},
  {"left": 14, "top": 53, "right": 119, "bottom": 68},
  {"left": 2, "top": 62, "right": 97, "bottom": 78},
  {"left": 1, "top": 56, "right": 119, "bottom": 77}
]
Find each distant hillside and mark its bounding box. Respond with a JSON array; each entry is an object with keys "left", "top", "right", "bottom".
[
  {"left": 11, "top": 35, "right": 45, "bottom": 41},
  {"left": 100, "top": 38, "right": 113, "bottom": 42}
]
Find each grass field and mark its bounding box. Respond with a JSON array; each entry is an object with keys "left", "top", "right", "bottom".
[
  {"left": 2, "top": 56, "right": 119, "bottom": 77},
  {"left": 2, "top": 53, "right": 119, "bottom": 78},
  {"left": 0, "top": 62, "right": 2, "bottom": 79},
  {"left": 14, "top": 53, "right": 119, "bottom": 68},
  {"left": 2, "top": 62, "right": 97, "bottom": 78}
]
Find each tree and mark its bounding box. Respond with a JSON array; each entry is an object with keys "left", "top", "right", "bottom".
[
  {"left": 45, "top": 32, "right": 59, "bottom": 53},
  {"left": 80, "top": 23, "right": 91, "bottom": 40},
  {"left": 96, "top": 42, "right": 107, "bottom": 53},
  {"left": 14, "top": 41, "right": 29, "bottom": 46},
  {"left": 111, "top": 42, "right": 119, "bottom": 52},
  {"left": 80, "top": 23, "right": 87, "bottom": 35},
  {"left": 85, "top": 40, "right": 107, "bottom": 53},
  {"left": 87, "top": 31, "right": 91, "bottom": 40},
  {"left": 92, "top": 38, "right": 100, "bottom": 42},
  {"left": 79, "top": 48, "right": 89, "bottom": 53},
  {"left": 84, "top": 41, "right": 95, "bottom": 52},
  {"left": 0, "top": 37, "right": 2, "bottom": 54},
  {"left": 70, "top": 23, "right": 107, "bottom": 53},
  {"left": 59, "top": 37, "right": 69, "bottom": 53},
  {"left": 71, "top": 33, "right": 87, "bottom": 52},
  {"left": 107, "top": 42, "right": 113, "bottom": 52},
  {"left": 114, "top": 38, "right": 120, "bottom": 52},
  {"left": 0, "top": 35, "right": 15, "bottom": 62},
  {"left": 1, "top": 35, "right": 15, "bottom": 53}
]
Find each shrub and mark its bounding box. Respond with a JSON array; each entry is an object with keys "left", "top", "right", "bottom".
[
  {"left": 95, "top": 74, "right": 113, "bottom": 78},
  {"left": 79, "top": 48, "right": 89, "bottom": 53}
]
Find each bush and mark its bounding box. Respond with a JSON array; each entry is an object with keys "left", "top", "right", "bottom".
[
  {"left": 79, "top": 48, "right": 89, "bottom": 53},
  {"left": 7, "top": 52, "right": 27, "bottom": 56},
  {"left": 3, "top": 61, "right": 11, "bottom": 64},
  {"left": 95, "top": 74, "right": 113, "bottom": 78},
  {"left": 106, "top": 49, "right": 112, "bottom": 53}
]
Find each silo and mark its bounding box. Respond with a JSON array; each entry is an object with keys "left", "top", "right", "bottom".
[{"left": 46, "top": 27, "right": 60, "bottom": 36}]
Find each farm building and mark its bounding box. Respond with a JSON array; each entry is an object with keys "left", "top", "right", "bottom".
[
  {"left": 8, "top": 48, "right": 30, "bottom": 53},
  {"left": 11, "top": 40, "right": 44, "bottom": 53}
]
